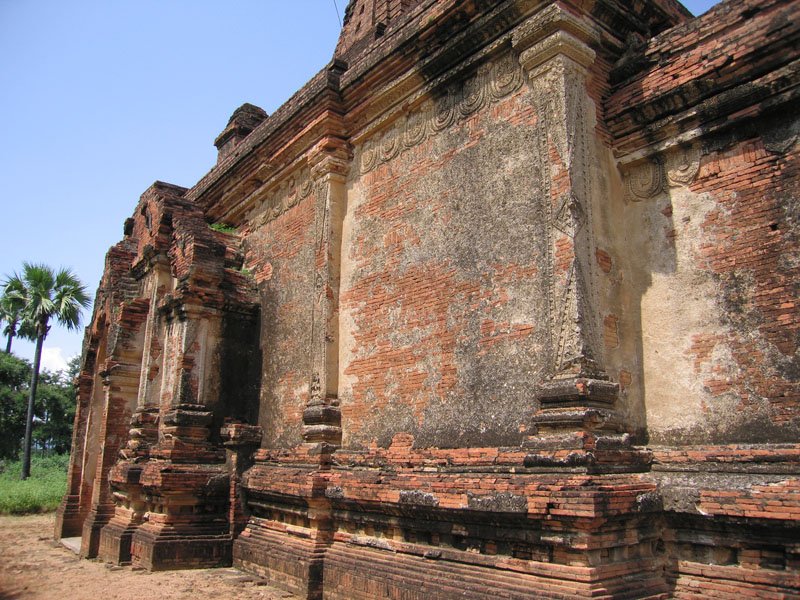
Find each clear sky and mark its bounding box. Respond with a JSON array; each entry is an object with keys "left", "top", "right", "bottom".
[{"left": 0, "top": 0, "right": 719, "bottom": 372}]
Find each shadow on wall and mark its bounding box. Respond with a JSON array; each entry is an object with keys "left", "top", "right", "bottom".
[{"left": 214, "top": 311, "right": 263, "bottom": 439}]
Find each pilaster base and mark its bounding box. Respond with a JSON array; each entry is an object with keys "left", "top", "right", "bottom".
[
  {"left": 79, "top": 504, "right": 115, "bottom": 558},
  {"left": 98, "top": 461, "right": 146, "bottom": 563},
  {"left": 131, "top": 524, "right": 232, "bottom": 570},
  {"left": 322, "top": 540, "right": 668, "bottom": 600},
  {"left": 536, "top": 376, "right": 620, "bottom": 415},
  {"left": 221, "top": 421, "right": 263, "bottom": 536},
  {"left": 129, "top": 459, "right": 232, "bottom": 570},
  {"left": 98, "top": 515, "right": 141, "bottom": 565},
  {"left": 235, "top": 453, "right": 668, "bottom": 600},
  {"left": 528, "top": 376, "right": 653, "bottom": 473},
  {"left": 234, "top": 518, "right": 326, "bottom": 600},
  {"left": 523, "top": 431, "right": 653, "bottom": 473},
  {"left": 54, "top": 494, "right": 83, "bottom": 540},
  {"left": 233, "top": 462, "right": 332, "bottom": 600}
]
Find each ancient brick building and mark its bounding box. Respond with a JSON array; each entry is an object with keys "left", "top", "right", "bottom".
[{"left": 56, "top": 0, "right": 800, "bottom": 597}]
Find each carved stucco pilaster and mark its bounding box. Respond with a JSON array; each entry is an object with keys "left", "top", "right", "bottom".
[
  {"left": 304, "top": 145, "right": 350, "bottom": 449},
  {"left": 514, "top": 6, "right": 626, "bottom": 444},
  {"left": 134, "top": 268, "right": 170, "bottom": 413},
  {"left": 156, "top": 301, "right": 217, "bottom": 409},
  {"left": 513, "top": 6, "right": 605, "bottom": 382}
]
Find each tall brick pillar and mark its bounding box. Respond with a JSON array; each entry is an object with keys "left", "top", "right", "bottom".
[
  {"left": 221, "top": 422, "right": 262, "bottom": 537},
  {"left": 79, "top": 359, "right": 144, "bottom": 558},
  {"left": 79, "top": 296, "right": 147, "bottom": 558},
  {"left": 494, "top": 7, "right": 668, "bottom": 598},
  {"left": 305, "top": 136, "right": 349, "bottom": 455},
  {"left": 54, "top": 368, "right": 96, "bottom": 540},
  {"left": 57, "top": 241, "right": 142, "bottom": 547},
  {"left": 99, "top": 267, "right": 169, "bottom": 564},
  {"left": 96, "top": 406, "right": 158, "bottom": 564},
  {"left": 129, "top": 304, "right": 231, "bottom": 570},
  {"left": 513, "top": 6, "right": 646, "bottom": 471},
  {"left": 233, "top": 104, "right": 351, "bottom": 599}
]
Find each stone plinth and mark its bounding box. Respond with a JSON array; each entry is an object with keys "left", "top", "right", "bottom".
[
  {"left": 234, "top": 451, "right": 334, "bottom": 599},
  {"left": 130, "top": 461, "right": 231, "bottom": 570},
  {"left": 235, "top": 440, "right": 667, "bottom": 600}
]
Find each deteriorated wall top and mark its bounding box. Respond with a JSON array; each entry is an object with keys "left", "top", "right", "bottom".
[{"left": 186, "top": 0, "right": 692, "bottom": 222}]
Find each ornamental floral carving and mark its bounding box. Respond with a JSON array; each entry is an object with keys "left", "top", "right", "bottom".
[
  {"left": 357, "top": 51, "right": 525, "bottom": 174},
  {"left": 665, "top": 145, "right": 701, "bottom": 187},
  {"left": 431, "top": 91, "right": 456, "bottom": 132},
  {"left": 459, "top": 71, "right": 485, "bottom": 116},
  {"left": 380, "top": 124, "right": 401, "bottom": 163},
  {"left": 403, "top": 110, "right": 427, "bottom": 148},
  {"left": 624, "top": 145, "right": 701, "bottom": 202},
  {"left": 490, "top": 53, "right": 524, "bottom": 99},
  {"left": 252, "top": 167, "right": 314, "bottom": 227},
  {"left": 625, "top": 159, "right": 664, "bottom": 202}
]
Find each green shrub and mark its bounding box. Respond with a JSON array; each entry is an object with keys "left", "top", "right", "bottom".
[
  {"left": 209, "top": 222, "right": 237, "bottom": 234},
  {"left": 0, "top": 453, "right": 69, "bottom": 514}
]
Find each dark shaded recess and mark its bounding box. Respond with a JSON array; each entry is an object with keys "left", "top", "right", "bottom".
[
  {"left": 414, "top": 1, "right": 525, "bottom": 86},
  {"left": 663, "top": 512, "right": 800, "bottom": 570},
  {"left": 593, "top": 0, "right": 692, "bottom": 37},
  {"left": 697, "top": 101, "right": 800, "bottom": 160},
  {"left": 610, "top": 33, "right": 649, "bottom": 85},
  {"left": 214, "top": 311, "right": 262, "bottom": 435},
  {"left": 610, "top": 9, "right": 800, "bottom": 152},
  {"left": 327, "top": 498, "right": 545, "bottom": 557},
  {"left": 650, "top": 410, "right": 800, "bottom": 445}
]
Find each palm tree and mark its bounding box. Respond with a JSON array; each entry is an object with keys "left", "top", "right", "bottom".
[
  {"left": 1, "top": 277, "right": 26, "bottom": 353},
  {"left": 15, "top": 263, "right": 89, "bottom": 480}
]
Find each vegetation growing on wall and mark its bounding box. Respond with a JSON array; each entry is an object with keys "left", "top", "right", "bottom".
[{"left": 209, "top": 222, "right": 237, "bottom": 234}]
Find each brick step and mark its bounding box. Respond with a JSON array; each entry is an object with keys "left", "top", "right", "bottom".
[{"left": 324, "top": 542, "right": 667, "bottom": 600}]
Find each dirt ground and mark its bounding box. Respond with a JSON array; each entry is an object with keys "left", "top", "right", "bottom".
[{"left": 0, "top": 514, "right": 298, "bottom": 600}]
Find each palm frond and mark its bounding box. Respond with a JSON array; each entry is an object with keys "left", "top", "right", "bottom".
[
  {"left": 52, "top": 267, "right": 90, "bottom": 330},
  {"left": 2, "top": 275, "right": 26, "bottom": 311},
  {"left": 16, "top": 318, "right": 37, "bottom": 341},
  {"left": 0, "top": 275, "right": 26, "bottom": 338},
  {"left": 4, "top": 263, "right": 90, "bottom": 338}
]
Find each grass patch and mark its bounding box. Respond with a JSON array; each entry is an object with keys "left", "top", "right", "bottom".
[
  {"left": 209, "top": 222, "right": 237, "bottom": 234},
  {"left": 0, "top": 453, "right": 69, "bottom": 514}
]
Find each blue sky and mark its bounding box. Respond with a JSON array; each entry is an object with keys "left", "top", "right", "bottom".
[{"left": 0, "top": 0, "right": 719, "bottom": 371}]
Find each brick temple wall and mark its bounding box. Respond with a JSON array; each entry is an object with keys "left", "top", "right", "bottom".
[
  {"left": 603, "top": 0, "right": 800, "bottom": 445},
  {"left": 58, "top": 0, "right": 799, "bottom": 597},
  {"left": 340, "top": 61, "right": 546, "bottom": 449},
  {"left": 242, "top": 189, "right": 317, "bottom": 448}
]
